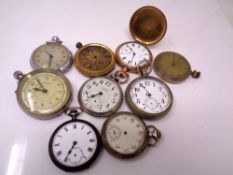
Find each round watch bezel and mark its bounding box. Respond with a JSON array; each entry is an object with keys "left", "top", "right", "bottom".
[
  {"left": 101, "top": 111, "right": 148, "bottom": 159},
  {"left": 78, "top": 77, "right": 123, "bottom": 117},
  {"left": 115, "top": 41, "right": 153, "bottom": 73},
  {"left": 48, "top": 119, "right": 102, "bottom": 172},
  {"left": 74, "top": 43, "right": 116, "bottom": 77},
  {"left": 153, "top": 51, "right": 192, "bottom": 83},
  {"left": 125, "top": 76, "right": 173, "bottom": 119},
  {"left": 15, "top": 69, "right": 72, "bottom": 119},
  {"left": 30, "top": 41, "right": 73, "bottom": 73}
]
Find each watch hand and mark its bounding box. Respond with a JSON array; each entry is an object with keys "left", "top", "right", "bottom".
[
  {"left": 45, "top": 50, "right": 54, "bottom": 59},
  {"left": 45, "top": 50, "right": 54, "bottom": 68},
  {"left": 141, "top": 84, "right": 151, "bottom": 97},
  {"left": 36, "top": 78, "right": 48, "bottom": 93},
  {"left": 33, "top": 87, "right": 47, "bottom": 93},
  {"left": 87, "top": 91, "right": 103, "bottom": 98},
  {"left": 64, "top": 141, "right": 77, "bottom": 162}
]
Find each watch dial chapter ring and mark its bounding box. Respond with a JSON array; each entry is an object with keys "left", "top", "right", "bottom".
[
  {"left": 15, "top": 69, "right": 72, "bottom": 119},
  {"left": 74, "top": 43, "right": 116, "bottom": 77},
  {"left": 115, "top": 41, "right": 153, "bottom": 74},
  {"left": 48, "top": 119, "right": 102, "bottom": 172}
]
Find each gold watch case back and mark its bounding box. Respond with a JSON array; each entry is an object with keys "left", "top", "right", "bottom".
[
  {"left": 74, "top": 43, "right": 116, "bottom": 77},
  {"left": 130, "top": 6, "right": 167, "bottom": 45},
  {"left": 154, "top": 51, "right": 192, "bottom": 83}
]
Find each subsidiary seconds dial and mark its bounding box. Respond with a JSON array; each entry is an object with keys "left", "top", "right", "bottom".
[
  {"left": 78, "top": 77, "right": 123, "bottom": 117},
  {"left": 125, "top": 76, "right": 173, "bottom": 119}
]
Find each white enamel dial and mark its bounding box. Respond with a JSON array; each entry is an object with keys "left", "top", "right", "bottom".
[
  {"left": 49, "top": 120, "right": 100, "bottom": 171},
  {"left": 79, "top": 77, "right": 123, "bottom": 116},
  {"left": 116, "top": 41, "right": 152, "bottom": 72},
  {"left": 126, "top": 76, "right": 172, "bottom": 118}
]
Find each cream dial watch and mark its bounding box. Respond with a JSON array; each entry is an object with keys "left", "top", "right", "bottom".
[{"left": 14, "top": 69, "right": 72, "bottom": 119}]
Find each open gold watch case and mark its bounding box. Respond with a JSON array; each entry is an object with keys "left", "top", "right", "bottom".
[
  {"left": 129, "top": 6, "right": 167, "bottom": 45},
  {"left": 115, "top": 6, "right": 167, "bottom": 74}
]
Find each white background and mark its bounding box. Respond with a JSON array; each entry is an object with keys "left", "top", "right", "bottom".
[{"left": 1, "top": 0, "right": 233, "bottom": 175}]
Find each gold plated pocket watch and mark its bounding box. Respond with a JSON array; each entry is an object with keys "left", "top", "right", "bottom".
[
  {"left": 49, "top": 107, "right": 101, "bottom": 172},
  {"left": 125, "top": 60, "right": 173, "bottom": 119},
  {"left": 101, "top": 112, "right": 161, "bottom": 159},
  {"left": 14, "top": 69, "right": 72, "bottom": 119},
  {"left": 30, "top": 36, "right": 73, "bottom": 73},
  {"left": 78, "top": 77, "right": 123, "bottom": 117},
  {"left": 115, "top": 6, "right": 167, "bottom": 74},
  {"left": 153, "top": 51, "right": 201, "bottom": 83},
  {"left": 115, "top": 41, "right": 153, "bottom": 74},
  {"left": 74, "top": 42, "right": 115, "bottom": 77}
]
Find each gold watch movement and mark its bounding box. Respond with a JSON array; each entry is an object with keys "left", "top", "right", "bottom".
[{"left": 74, "top": 42, "right": 116, "bottom": 77}]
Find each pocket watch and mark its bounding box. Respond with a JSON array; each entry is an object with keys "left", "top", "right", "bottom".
[
  {"left": 115, "top": 41, "right": 153, "bottom": 73},
  {"left": 101, "top": 112, "right": 161, "bottom": 159},
  {"left": 30, "top": 36, "right": 73, "bottom": 73},
  {"left": 129, "top": 6, "right": 167, "bottom": 45},
  {"left": 14, "top": 69, "right": 72, "bottom": 119},
  {"left": 115, "top": 6, "right": 167, "bottom": 74},
  {"left": 49, "top": 107, "right": 101, "bottom": 172},
  {"left": 78, "top": 77, "right": 123, "bottom": 117},
  {"left": 74, "top": 42, "right": 115, "bottom": 77},
  {"left": 125, "top": 60, "right": 173, "bottom": 119},
  {"left": 153, "top": 51, "right": 201, "bottom": 83}
]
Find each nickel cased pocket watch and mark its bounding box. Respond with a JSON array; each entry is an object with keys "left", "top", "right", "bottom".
[
  {"left": 49, "top": 107, "right": 101, "bottom": 172},
  {"left": 74, "top": 42, "right": 115, "bottom": 77},
  {"left": 115, "top": 41, "right": 153, "bottom": 74},
  {"left": 78, "top": 77, "right": 123, "bottom": 117},
  {"left": 101, "top": 112, "right": 161, "bottom": 159},
  {"left": 125, "top": 60, "right": 173, "bottom": 119},
  {"left": 153, "top": 51, "right": 201, "bottom": 83},
  {"left": 14, "top": 69, "right": 72, "bottom": 119},
  {"left": 30, "top": 36, "right": 73, "bottom": 73}
]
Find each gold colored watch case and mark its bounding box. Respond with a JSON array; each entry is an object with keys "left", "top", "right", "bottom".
[
  {"left": 74, "top": 43, "right": 116, "bottom": 77},
  {"left": 154, "top": 51, "right": 192, "bottom": 83},
  {"left": 101, "top": 112, "right": 148, "bottom": 159},
  {"left": 129, "top": 6, "right": 167, "bottom": 45},
  {"left": 14, "top": 69, "right": 72, "bottom": 119},
  {"left": 115, "top": 41, "right": 153, "bottom": 73},
  {"left": 125, "top": 76, "right": 173, "bottom": 119}
]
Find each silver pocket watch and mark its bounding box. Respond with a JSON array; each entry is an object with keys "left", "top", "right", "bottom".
[
  {"left": 78, "top": 76, "right": 123, "bottom": 117},
  {"left": 49, "top": 107, "right": 102, "bottom": 171},
  {"left": 125, "top": 60, "right": 173, "bottom": 119},
  {"left": 30, "top": 36, "right": 73, "bottom": 73}
]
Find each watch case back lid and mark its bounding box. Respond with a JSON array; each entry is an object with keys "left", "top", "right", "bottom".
[{"left": 129, "top": 6, "right": 167, "bottom": 45}]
